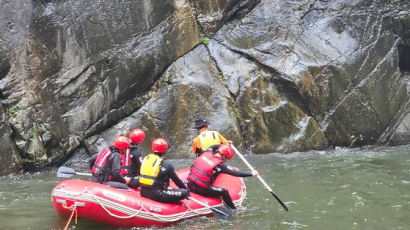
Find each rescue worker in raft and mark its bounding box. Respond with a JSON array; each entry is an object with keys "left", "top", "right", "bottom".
[
  {"left": 139, "top": 138, "right": 190, "bottom": 203},
  {"left": 187, "top": 143, "right": 258, "bottom": 209},
  {"left": 124, "top": 128, "right": 146, "bottom": 188},
  {"left": 88, "top": 135, "right": 133, "bottom": 189},
  {"left": 192, "top": 118, "right": 231, "bottom": 157}
]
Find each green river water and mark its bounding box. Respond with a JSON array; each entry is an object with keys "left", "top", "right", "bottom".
[{"left": 0, "top": 144, "right": 409, "bottom": 230}]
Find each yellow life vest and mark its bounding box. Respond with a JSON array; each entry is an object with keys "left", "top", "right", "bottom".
[
  {"left": 198, "top": 130, "right": 221, "bottom": 151},
  {"left": 139, "top": 153, "right": 163, "bottom": 186}
]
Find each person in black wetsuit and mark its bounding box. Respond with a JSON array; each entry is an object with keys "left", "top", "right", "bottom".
[
  {"left": 139, "top": 137, "right": 189, "bottom": 203},
  {"left": 187, "top": 143, "right": 258, "bottom": 209},
  {"left": 125, "top": 128, "right": 146, "bottom": 188},
  {"left": 88, "top": 136, "right": 132, "bottom": 189}
]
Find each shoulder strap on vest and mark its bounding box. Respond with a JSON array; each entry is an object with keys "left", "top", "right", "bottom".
[{"left": 140, "top": 154, "right": 164, "bottom": 186}]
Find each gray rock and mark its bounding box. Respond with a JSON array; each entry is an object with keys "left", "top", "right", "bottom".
[
  {"left": 0, "top": 103, "right": 21, "bottom": 175},
  {"left": 1, "top": 0, "right": 410, "bottom": 175},
  {"left": 86, "top": 45, "right": 242, "bottom": 157}
]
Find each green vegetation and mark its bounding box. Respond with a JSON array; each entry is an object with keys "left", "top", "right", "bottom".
[
  {"left": 202, "top": 37, "right": 210, "bottom": 45},
  {"left": 297, "top": 4, "right": 303, "bottom": 11},
  {"left": 350, "top": 134, "right": 363, "bottom": 146},
  {"left": 232, "top": 104, "right": 241, "bottom": 119},
  {"left": 218, "top": 71, "right": 226, "bottom": 80},
  {"left": 9, "top": 105, "right": 27, "bottom": 118},
  {"left": 30, "top": 126, "right": 38, "bottom": 140},
  {"left": 162, "top": 71, "right": 172, "bottom": 85}
]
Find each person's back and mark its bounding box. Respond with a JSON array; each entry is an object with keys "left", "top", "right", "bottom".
[
  {"left": 187, "top": 150, "right": 224, "bottom": 187},
  {"left": 122, "top": 128, "right": 146, "bottom": 188},
  {"left": 192, "top": 118, "right": 229, "bottom": 157},
  {"left": 89, "top": 146, "right": 117, "bottom": 183},
  {"left": 128, "top": 144, "right": 142, "bottom": 177},
  {"left": 88, "top": 136, "right": 132, "bottom": 189},
  {"left": 127, "top": 128, "right": 145, "bottom": 176},
  {"left": 187, "top": 144, "right": 258, "bottom": 209},
  {"left": 140, "top": 138, "right": 189, "bottom": 203}
]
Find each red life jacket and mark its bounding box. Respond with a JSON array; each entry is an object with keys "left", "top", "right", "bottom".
[
  {"left": 91, "top": 147, "right": 112, "bottom": 175},
  {"left": 187, "top": 151, "right": 224, "bottom": 188},
  {"left": 120, "top": 149, "right": 131, "bottom": 176}
]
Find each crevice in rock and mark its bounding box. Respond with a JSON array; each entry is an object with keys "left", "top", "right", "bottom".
[
  {"left": 378, "top": 100, "right": 410, "bottom": 145},
  {"left": 54, "top": 63, "right": 94, "bottom": 95},
  {"left": 218, "top": 0, "right": 261, "bottom": 31},
  {"left": 188, "top": 0, "right": 261, "bottom": 38},
  {"left": 187, "top": 0, "right": 208, "bottom": 38},
  {"left": 321, "top": 37, "right": 401, "bottom": 130},
  {"left": 0, "top": 62, "right": 10, "bottom": 81},
  {"left": 398, "top": 44, "right": 410, "bottom": 72},
  {"left": 0, "top": 61, "right": 10, "bottom": 99},
  {"left": 203, "top": 41, "right": 251, "bottom": 149},
  {"left": 204, "top": 44, "right": 238, "bottom": 100},
  {"left": 215, "top": 41, "right": 312, "bottom": 116}
]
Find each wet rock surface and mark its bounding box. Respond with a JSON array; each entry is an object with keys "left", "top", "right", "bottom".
[{"left": 0, "top": 0, "right": 409, "bottom": 174}]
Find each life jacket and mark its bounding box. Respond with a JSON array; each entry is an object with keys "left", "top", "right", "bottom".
[
  {"left": 91, "top": 147, "right": 112, "bottom": 176},
  {"left": 120, "top": 148, "right": 131, "bottom": 176},
  {"left": 198, "top": 130, "right": 221, "bottom": 152},
  {"left": 139, "top": 153, "right": 164, "bottom": 187},
  {"left": 187, "top": 151, "right": 224, "bottom": 188}
]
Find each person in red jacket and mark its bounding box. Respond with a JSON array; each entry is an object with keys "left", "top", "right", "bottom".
[
  {"left": 88, "top": 135, "right": 132, "bottom": 189},
  {"left": 187, "top": 144, "right": 258, "bottom": 209}
]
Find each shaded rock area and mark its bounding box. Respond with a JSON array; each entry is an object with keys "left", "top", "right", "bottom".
[
  {"left": 0, "top": 0, "right": 409, "bottom": 175},
  {"left": 0, "top": 103, "right": 21, "bottom": 175}
]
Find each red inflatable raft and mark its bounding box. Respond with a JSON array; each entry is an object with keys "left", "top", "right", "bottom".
[{"left": 52, "top": 168, "right": 246, "bottom": 227}]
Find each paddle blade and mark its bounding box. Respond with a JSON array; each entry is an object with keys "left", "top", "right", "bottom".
[
  {"left": 271, "top": 191, "right": 289, "bottom": 211},
  {"left": 211, "top": 206, "right": 233, "bottom": 221},
  {"left": 56, "top": 166, "right": 76, "bottom": 178}
]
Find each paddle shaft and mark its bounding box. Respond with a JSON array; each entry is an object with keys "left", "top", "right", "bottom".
[
  {"left": 231, "top": 145, "right": 269, "bottom": 188},
  {"left": 187, "top": 196, "right": 229, "bottom": 216},
  {"left": 231, "top": 145, "right": 289, "bottom": 211},
  {"left": 57, "top": 166, "right": 92, "bottom": 178},
  {"left": 76, "top": 172, "right": 92, "bottom": 176}
]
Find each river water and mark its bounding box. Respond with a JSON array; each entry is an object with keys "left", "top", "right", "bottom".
[{"left": 0, "top": 145, "right": 409, "bottom": 230}]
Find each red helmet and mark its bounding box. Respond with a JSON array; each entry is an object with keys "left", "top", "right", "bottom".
[
  {"left": 114, "top": 136, "right": 130, "bottom": 150},
  {"left": 129, "top": 129, "right": 145, "bottom": 144},
  {"left": 218, "top": 144, "right": 234, "bottom": 159},
  {"left": 151, "top": 138, "right": 168, "bottom": 154}
]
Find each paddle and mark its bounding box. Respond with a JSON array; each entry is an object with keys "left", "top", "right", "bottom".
[
  {"left": 187, "top": 196, "right": 233, "bottom": 221},
  {"left": 231, "top": 145, "right": 289, "bottom": 212},
  {"left": 57, "top": 166, "right": 92, "bottom": 178}
]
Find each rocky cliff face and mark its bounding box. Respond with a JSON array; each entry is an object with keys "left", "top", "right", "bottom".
[{"left": 0, "top": 0, "right": 409, "bottom": 175}]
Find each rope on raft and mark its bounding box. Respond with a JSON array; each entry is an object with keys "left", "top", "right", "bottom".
[
  {"left": 62, "top": 201, "right": 78, "bottom": 230},
  {"left": 54, "top": 185, "right": 213, "bottom": 223},
  {"left": 83, "top": 187, "right": 203, "bottom": 221}
]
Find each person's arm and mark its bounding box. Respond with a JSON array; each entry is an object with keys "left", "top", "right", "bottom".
[
  {"left": 110, "top": 155, "right": 127, "bottom": 183},
  {"left": 165, "top": 161, "right": 187, "bottom": 189},
  {"left": 217, "top": 132, "right": 228, "bottom": 144},
  {"left": 192, "top": 137, "right": 202, "bottom": 154},
  {"left": 216, "top": 163, "right": 253, "bottom": 177},
  {"left": 88, "top": 154, "right": 98, "bottom": 170}
]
